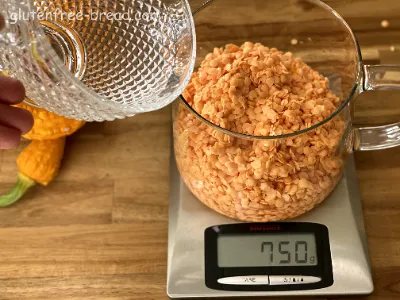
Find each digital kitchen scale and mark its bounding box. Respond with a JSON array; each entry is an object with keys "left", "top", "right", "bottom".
[{"left": 167, "top": 153, "right": 374, "bottom": 298}]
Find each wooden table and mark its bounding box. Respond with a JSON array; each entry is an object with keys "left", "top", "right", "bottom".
[{"left": 1, "top": 0, "right": 400, "bottom": 299}]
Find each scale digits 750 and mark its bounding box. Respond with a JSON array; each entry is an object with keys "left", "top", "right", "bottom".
[{"left": 205, "top": 222, "right": 333, "bottom": 291}]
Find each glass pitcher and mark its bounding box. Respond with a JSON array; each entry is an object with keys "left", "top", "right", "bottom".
[
  {"left": 173, "top": 0, "right": 400, "bottom": 222},
  {"left": 0, "top": 0, "right": 196, "bottom": 121}
]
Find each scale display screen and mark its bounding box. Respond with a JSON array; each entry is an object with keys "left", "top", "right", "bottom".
[
  {"left": 218, "top": 233, "right": 318, "bottom": 267},
  {"left": 204, "top": 222, "right": 333, "bottom": 292}
]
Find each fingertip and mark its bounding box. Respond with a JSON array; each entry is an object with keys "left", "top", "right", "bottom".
[
  {"left": 0, "top": 125, "right": 21, "bottom": 150},
  {"left": 9, "top": 78, "right": 26, "bottom": 104},
  {"left": 0, "top": 105, "right": 34, "bottom": 135},
  {"left": 0, "top": 15, "right": 5, "bottom": 31},
  {"left": 0, "top": 76, "right": 26, "bottom": 104},
  {"left": 18, "top": 108, "right": 34, "bottom": 134}
]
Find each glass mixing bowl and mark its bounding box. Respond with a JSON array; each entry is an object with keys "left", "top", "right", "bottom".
[
  {"left": 0, "top": 0, "right": 196, "bottom": 121},
  {"left": 173, "top": 0, "right": 400, "bottom": 222}
]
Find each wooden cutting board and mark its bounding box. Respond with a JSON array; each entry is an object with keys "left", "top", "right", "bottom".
[{"left": 1, "top": 0, "right": 400, "bottom": 299}]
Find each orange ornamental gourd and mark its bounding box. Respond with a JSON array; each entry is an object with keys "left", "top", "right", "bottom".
[
  {"left": 0, "top": 102, "right": 86, "bottom": 207},
  {"left": 16, "top": 102, "right": 86, "bottom": 140},
  {"left": 0, "top": 138, "right": 66, "bottom": 207}
]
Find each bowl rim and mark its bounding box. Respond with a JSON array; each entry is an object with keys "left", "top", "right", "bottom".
[{"left": 179, "top": 0, "right": 362, "bottom": 140}]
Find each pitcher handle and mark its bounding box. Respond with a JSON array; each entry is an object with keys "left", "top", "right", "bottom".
[{"left": 353, "top": 65, "right": 400, "bottom": 151}]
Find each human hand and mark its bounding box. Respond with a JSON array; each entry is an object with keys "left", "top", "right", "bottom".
[
  {"left": 0, "top": 75, "right": 34, "bottom": 149},
  {"left": 0, "top": 15, "right": 34, "bottom": 149}
]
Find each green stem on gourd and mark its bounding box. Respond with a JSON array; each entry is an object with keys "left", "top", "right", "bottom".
[{"left": 0, "top": 173, "right": 36, "bottom": 207}]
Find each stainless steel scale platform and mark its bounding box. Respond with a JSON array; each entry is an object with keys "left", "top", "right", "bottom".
[{"left": 167, "top": 153, "right": 373, "bottom": 298}]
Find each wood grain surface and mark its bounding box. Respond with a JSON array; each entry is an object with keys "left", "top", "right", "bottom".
[{"left": 1, "top": 0, "right": 400, "bottom": 299}]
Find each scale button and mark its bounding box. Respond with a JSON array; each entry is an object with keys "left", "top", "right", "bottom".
[
  {"left": 217, "top": 276, "right": 270, "bottom": 285},
  {"left": 269, "top": 276, "right": 321, "bottom": 285}
]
